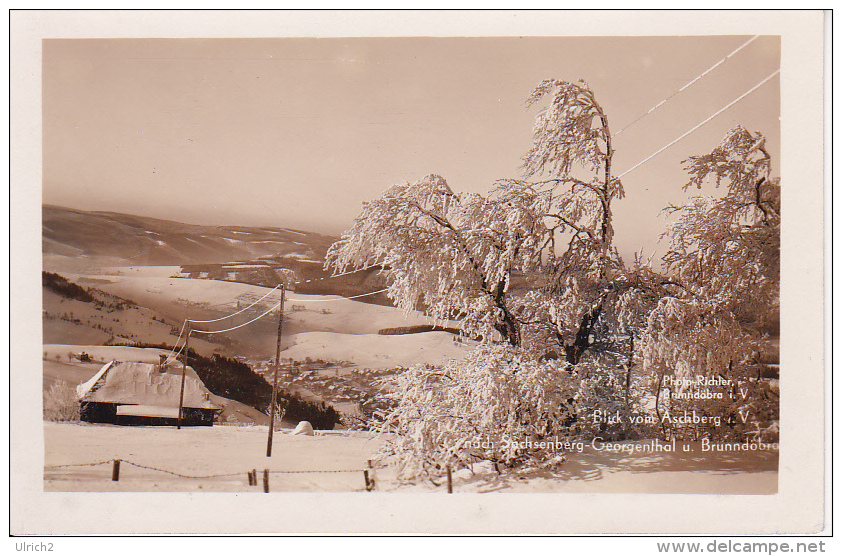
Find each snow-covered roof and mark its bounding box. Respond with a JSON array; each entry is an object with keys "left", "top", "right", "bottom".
[{"left": 77, "top": 361, "right": 219, "bottom": 410}]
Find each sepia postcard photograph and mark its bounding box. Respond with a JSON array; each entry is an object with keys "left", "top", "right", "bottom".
[{"left": 9, "top": 10, "right": 827, "bottom": 536}]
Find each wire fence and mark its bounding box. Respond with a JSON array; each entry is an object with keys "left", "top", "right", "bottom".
[
  {"left": 44, "top": 458, "right": 377, "bottom": 492},
  {"left": 45, "top": 460, "right": 114, "bottom": 470}
]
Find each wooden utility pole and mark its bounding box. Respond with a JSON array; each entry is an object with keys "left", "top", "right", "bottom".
[
  {"left": 177, "top": 325, "right": 190, "bottom": 430},
  {"left": 266, "top": 284, "right": 287, "bottom": 457}
]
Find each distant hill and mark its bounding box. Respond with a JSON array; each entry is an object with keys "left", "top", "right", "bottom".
[
  {"left": 43, "top": 205, "right": 337, "bottom": 266},
  {"left": 42, "top": 205, "right": 389, "bottom": 301}
]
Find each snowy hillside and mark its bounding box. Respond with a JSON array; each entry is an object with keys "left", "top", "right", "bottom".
[
  {"left": 42, "top": 270, "right": 473, "bottom": 421},
  {"left": 57, "top": 267, "right": 468, "bottom": 366},
  {"left": 43, "top": 204, "right": 335, "bottom": 267},
  {"left": 281, "top": 331, "right": 472, "bottom": 369}
]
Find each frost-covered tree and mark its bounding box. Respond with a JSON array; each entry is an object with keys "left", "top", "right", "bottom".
[
  {"left": 379, "top": 344, "right": 578, "bottom": 479},
  {"left": 503, "top": 79, "right": 629, "bottom": 364},
  {"left": 662, "top": 126, "right": 779, "bottom": 325},
  {"left": 326, "top": 79, "right": 669, "bottom": 480},
  {"left": 642, "top": 126, "right": 780, "bottom": 441},
  {"left": 327, "top": 80, "right": 628, "bottom": 363},
  {"left": 43, "top": 380, "right": 81, "bottom": 422},
  {"left": 520, "top": 78, "right": 621, "bottom": 283},
  {"left": 326, "top": 173, "right": 542, "bottom": 346}
]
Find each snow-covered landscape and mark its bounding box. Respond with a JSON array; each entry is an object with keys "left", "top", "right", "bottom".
[
  {"left": 23, "top": 26, "right": 826, "bottom": 540},
  {"left": 39, "top": 106, "right": 784, "bottom": 493},
  {"left": 40, "top": 268, "right": 779, "bottom": 494},
  {"left": 43, "top": 421, "right": 777, "bottom": 494}
]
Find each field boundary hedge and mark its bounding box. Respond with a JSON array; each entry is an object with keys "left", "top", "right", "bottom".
[{"left": 378, "top": 325, "right": 461, "bottom": 336}]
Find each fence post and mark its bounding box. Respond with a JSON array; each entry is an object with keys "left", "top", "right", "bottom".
[
  {"left": 247, "top": 470, "right": 254, "bottom": 486},
  {"left": 111, "top": 459, "right": 121, "bottom": 482},
  {"left": 263, "top": 469, "right": 270, "bottom": 493},
  {"left": 446, "top": 465, "right": 453, "bottom": 493},
  {"left": 363, "top": 470, "right": 371, "bottom": 491},
  {"left": 367, "top": 459, "right": 375, "bottom": 491}
]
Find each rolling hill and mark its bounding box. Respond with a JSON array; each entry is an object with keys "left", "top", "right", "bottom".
[
  {"left": 43, "top": 204, "right": 336, "bottom": 266},
  {"left": 42, "top": 268, "right": 472, "bottom": 422},
  {"left": 43, "top": 204, "right": 390, "bottom": 301},
  {"left": 41, "top": 206, "right": 473, "bottom": 421}
]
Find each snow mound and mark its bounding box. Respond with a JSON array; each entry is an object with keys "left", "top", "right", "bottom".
[{"left": 293, "top": 421, "right": 315, "bottom": 436}]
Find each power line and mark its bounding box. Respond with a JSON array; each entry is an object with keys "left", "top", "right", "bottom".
[
  {"left": 286, "top": 288, "right": 389, "bottom": 303},
  {"left": 182, "top": 281, "right": 387, "bottom": 333},
  {"left": 615, "top": 68, "right": 780, "bottom": 180},
  {"left": 188, "top": 287, "right": 390, "bottom": 334},
  {"left": 612, "top": 35, "right": 760, "bottom": 138},
  {"left": 162, "top": 320, "right": 189, "bottom": 362},
  {"left": 157, "top": 261, "right": 388, "bottom": 338},
  {"left": 183, "top": 264, "right": 382, "bottom": 324},
  {"left": 187, "top": 284, "right": 281, "bottom": 324},
  {"left": 191, "top": 300, "right": 283, "bottom": 335},
  {"left": 164, "top": 334, "right": 190, "bottom": 365},
  {"left": 296, "top": 263, "right": 383, "bottom": 284}
]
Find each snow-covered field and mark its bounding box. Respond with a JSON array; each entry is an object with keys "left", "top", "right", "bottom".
[
  {"left": 41, "top": 343, "right": 777, "bottom": 495},
  {"left": 59, "top": 267, "right": 470, "bottom": 366},
  {"left": 66, "top": 266, "right": 422, "bottom": 335},
  {"left": 44, "top": 422, "right": 381, "bottom": 492},
  {"left": 44, "top": 422, "right": 777, "bottom": 494},
  {"left": 280, "top": 330, "right": 471, "bottom": 369},
  {"left": 44, "top": 344, "right": 172, "bottom": 364},
  {"left": 41, "top": 267, "right": 778, "bottom": 496}
]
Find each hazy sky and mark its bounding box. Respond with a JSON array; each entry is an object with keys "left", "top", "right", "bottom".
[{"left": 42, "top": 35, "right": 780, "bottom": 260}]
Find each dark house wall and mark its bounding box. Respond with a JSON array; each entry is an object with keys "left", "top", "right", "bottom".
[
  {"left": 80, "top": 401, "right": 117, "bottom": 424},
  {"left": 80, "top": 402, "right": 215, "bottom": 426}
]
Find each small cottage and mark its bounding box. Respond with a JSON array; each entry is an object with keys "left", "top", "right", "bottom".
[{"left": 77, "top": 360, "right": 220, "bottom": 426}]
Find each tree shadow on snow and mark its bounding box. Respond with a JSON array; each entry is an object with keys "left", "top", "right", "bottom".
[
  {"left": 455, "top": 442, "right": 778, "bottom": 490},
  {"left": 555, "top": 443, "right": 779, "bottom": 479}
]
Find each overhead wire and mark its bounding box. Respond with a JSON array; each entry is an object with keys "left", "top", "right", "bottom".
[
  {"left": 187, "top": 284, "right": 281, "bottom": 324},
  {"left": 191, "top": 300, "right": 283, "bottom": 335},
  {"left": 296, "top": 263, "right": 383, "bottom": 284},
  {"left": 615, "top": 68, "right": 780, "bottom": 180},
  {"left": 159, "top": 42, "right": 770, "bottom": 347},
  {"left": 159, "top": 59, "right": 776, "bottom": 344},
  {"left": 286, "top": 288, "right": 389, "bottom": 303},
  {"left": 163, "top": 334, "right": 190, "bottom": 365},
  {"left": 161, "top": 320, "right": 189, "bottom": 363},
  {"left": 187, "top": 288, "right": 391, "bottom": 335},
  {"left": 172, "top": 263, "right": 388, "bottom": 336},
  {"left": 612, "top": 35, "right": 760, "bottom": 138}
]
